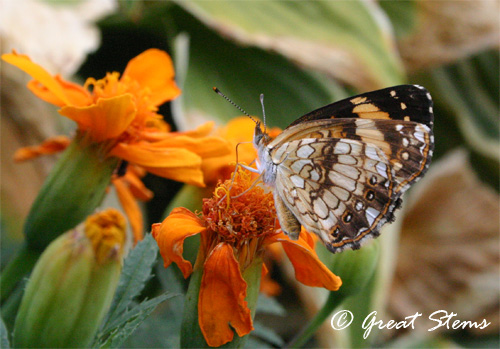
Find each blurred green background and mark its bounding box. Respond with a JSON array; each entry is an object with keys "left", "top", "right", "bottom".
[{"left": 1, "top": 0, "right": 498, "bottom": 347}]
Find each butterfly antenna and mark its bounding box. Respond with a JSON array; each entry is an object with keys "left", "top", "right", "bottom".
[
  {"left": 213, "top": 87, "right": 259, "bottom": 125},
  {"left": 260, "top": 93, "right": 267, "bottom": 134}
]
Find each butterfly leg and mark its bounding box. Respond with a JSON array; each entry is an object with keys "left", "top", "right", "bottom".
[{"left": 274, "top": 191, "right": 301, "bottom": 240}]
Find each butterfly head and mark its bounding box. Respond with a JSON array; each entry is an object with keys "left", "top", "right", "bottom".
[{"left": 253, "top": 121, "right": 270, "bottom": 148}]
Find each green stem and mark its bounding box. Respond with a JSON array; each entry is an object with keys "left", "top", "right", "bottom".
[
  {"left": 24, "top": 137, "right": 118, "bottom": 251},
  {"left": 0, "top": 244, "right": 40, "bottom": 303},
  {"left": 287, "top": 291, "right": 347, "bottom": 348}
]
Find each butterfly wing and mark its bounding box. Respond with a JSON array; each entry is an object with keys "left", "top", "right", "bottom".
[
  {"left": 287, "top": 84, "right": 433, "bottom": 129},
  {"left": 263, "top": 85, "right": 434, "bottom": 252}
]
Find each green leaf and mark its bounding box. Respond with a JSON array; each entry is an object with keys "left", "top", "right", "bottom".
[
  {"left": 256, "top": 294, "right": 286, "bottom": 316},
  {"left": 119, "top": 266, "right": 184, "bottom": 348},
  {"left": 1, "top": 316, "right": 10, "bottom": 349},
  {"left": 175, "top": 0, "right": 404, "bottom": 90},
  {"left": 379, "top": 1, "right": 418, "bottom": 38},
  {"left": 97, "top": 293, "right": 175, "bottom": 348},
  {"left": 100, "top": 234, "right": 158, "bottom": 333},
  {"left": 252, "top": 322, "right": 284, "bottom": 347},
  {"left": 160, "top": 4, "right": 350, "bottom": 131},
  {"left": 411, "top": 49, "right": 499, "bottom": 190}
]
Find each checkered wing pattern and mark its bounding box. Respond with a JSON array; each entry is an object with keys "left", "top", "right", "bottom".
[{"left": 256, "top": 85, "right": 434, "bottom": 253}]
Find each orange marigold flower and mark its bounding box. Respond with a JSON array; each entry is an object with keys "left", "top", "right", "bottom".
[
  {"left": 152, "top": 169, "right": 341, "bottom": 346},
  {"left": 2, "top": 49, "right": 231, "bottom": 241}
]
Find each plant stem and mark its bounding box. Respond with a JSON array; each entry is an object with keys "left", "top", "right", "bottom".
[
  {"left": 287, "top": 291, "right": 346, "bottom": 348},
  {"left": 0, "top": 244, "right": 40, "bottom": 303}
]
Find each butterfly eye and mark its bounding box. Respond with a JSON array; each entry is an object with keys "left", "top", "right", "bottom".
[{"left": 365, "top": 190, "right": 375, "bottom": 201}]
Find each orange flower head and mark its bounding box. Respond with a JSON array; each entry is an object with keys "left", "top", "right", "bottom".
[
  {"left": 153, "top": 168, "right": 342, "bottom": 347},
  {"left": 203, "top": 170, "right": 276, "bottom": 250},
  {"left": 2, "top": 49, "right": 231, "bottom": 242}
]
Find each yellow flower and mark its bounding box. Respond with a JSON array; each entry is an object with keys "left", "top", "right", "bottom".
[
  {"left": 2, "top": 49, "right": 231, "bottom": 241},
  {"left": 153, "top": 169, "right": 341, "bottom": 347}
]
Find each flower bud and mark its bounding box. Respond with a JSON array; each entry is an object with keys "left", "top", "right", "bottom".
[{"left": 13, "top": 209, "right": 126, "bottom": 348}]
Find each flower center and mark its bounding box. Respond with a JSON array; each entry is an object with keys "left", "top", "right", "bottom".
[{"left": 202, "top": 170, "right": 277, "bottom": 248}]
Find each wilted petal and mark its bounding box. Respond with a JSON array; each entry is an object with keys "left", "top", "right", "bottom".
[
  {"left": 199, "top": 243, "right": 253, "bottom": 347},
  {"left": 113, "top": 177, "right": 144, "bottom": 243},
  {"left": 14, "top": 135, "right": 70, "bottom": 161},
  {"left": 152, "top": 208, "right": 205, "bottom": 278}
]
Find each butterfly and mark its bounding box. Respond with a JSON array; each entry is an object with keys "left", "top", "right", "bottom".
[{"left": 252, "top": 85, "right": 434, "bottom": 253}]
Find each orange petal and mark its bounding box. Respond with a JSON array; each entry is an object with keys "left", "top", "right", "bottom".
[
  {"left": 110, "top": 142, "right": 201, "bottom": 169},
  {"left": 27, "top": 76, "right": 92, "bottom": 107},
  {"left": 2, "top": 52, "right": 73, "bottom": 106},
  {"left": 59, "top": 94, "right": 136, "bottom": 142},
  {"left": 260, "top": 264, "right": 282, "bottom": 296},
  {"left": 267, "top": 232, "right": 342, "bottom": 291},
  {"left": 151, "top": 136, "right": 231, "bottom": 159},
  {"left": 199, "top": 243, "right": 254, "bottom": 347},
  {"left": 145, "top": 165, "right": 205, "bottom": 187},
  {"left": 121, "top": 169, "right": 153, "bottom": 201},
  {"left": 174, "top": 121, "right": 215, "bottom": 138},
  {"left": 152, "top": 207, "right": 205, "bottom": 278},
  {"left": 224, "top": 117, "right": 258, "bottom": 143},
  {"left": 113, "top": 177, "right": 144, "bottom": 243},
  {"left": 14, "top": 135, "right": 70, "bottom": 161},
  {"left": 122, "top": 49, "right": 181, "bottom": 106}
]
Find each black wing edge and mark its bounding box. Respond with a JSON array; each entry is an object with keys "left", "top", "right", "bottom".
[{"left": 289, "top": 85, "right": 434, "bottom": 130}]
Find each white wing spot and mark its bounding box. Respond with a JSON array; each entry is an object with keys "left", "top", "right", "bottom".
[
  {"left": 376, "top": 162, "right": 388, "bottom": 178},
  {"left": 313, "top": 198, "right": 329, "bottom": 219},
  {"left": 365, "top": 145, "right": 382, "bottom": 161},
  {"left": 310, "top": 169, "right": 320, "bottom": 181},
  {"left": 291, "top": 159, "right": 311, "bottom": 174},
  {"left": 414, "top": 131, "right": 425, "bottom": 143},
  {"left": 395, "top": 124, "right": 403, "bottom": 131},
  {"left": 334, "top": 141, "right": 350, "bottom": 154},
  {"left": 366, "top": 207, "right": 380, "bottom": 226},
  {"left": 402, "top": 138, "right": 409, "bottom": 147},
  {"left": 323, "top": 190, "right": 339, "bottom": 209},
  {"left": 290, "top": 175, "right": 305, "bottom": 189},
  {"left": 332, "top": 164, "right": 360, "bottom": 180},
  {"left": 338, "top": 155, "right": 357, "bottom": 165},
  {"left": 297, "top": 144, "right": 315, "bottom": 158}
]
